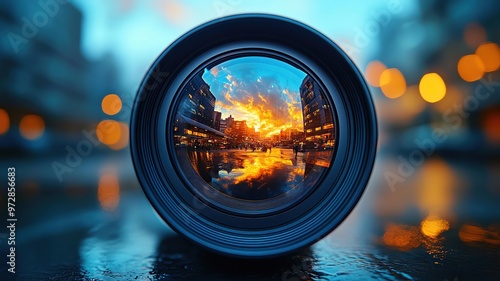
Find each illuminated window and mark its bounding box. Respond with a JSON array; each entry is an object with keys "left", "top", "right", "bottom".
[
  {"left": 315, "top": 127, "right": 321, "bottom": 131},
  {"left": 323, "top": 123, "right": 334, "bottom": 129}
]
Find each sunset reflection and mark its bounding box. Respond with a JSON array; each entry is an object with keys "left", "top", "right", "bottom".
[
  {"left": 174, "top": 56, "right": 335, "bottom": 201},
  {"left": 459, "top": 224, "right": 500, "bottom": 245},
  {"left": 421, "top": 215, "right": 450, "bottom": 239},
  {"left": 382, "top": 224, "right": 421, "bottom": 251}
]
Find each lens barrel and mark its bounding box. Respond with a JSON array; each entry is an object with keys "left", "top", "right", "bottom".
[{"left": 131, "top": 14, "right": 377, "bottom": 258}]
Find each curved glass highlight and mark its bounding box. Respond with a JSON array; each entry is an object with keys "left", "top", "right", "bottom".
[{"left": 172, "top": 56, "right": 336, "bottom": 204}]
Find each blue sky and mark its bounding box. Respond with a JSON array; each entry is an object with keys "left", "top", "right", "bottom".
[{"left": 72, "top": 0, "right": 418, "bottom": 95}]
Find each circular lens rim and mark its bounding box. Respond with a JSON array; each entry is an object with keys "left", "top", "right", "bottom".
[
  {"left": 169, "top": 50, "right": 340, "bottom": 215},
  {"left": 130, "top": 13, "right": 377, "bottom": 258}
]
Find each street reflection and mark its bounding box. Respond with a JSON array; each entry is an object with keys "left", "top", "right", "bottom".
[
  {"left": 174, "top": 56, "right": 336, "bottom": 200},
  {"left": 184, "top": 148, "right": 332, "bottom": 200}
]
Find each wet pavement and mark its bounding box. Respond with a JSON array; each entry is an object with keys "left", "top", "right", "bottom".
[
  {"left": 0, "top": 152, "right": 499, "bottom": 281},
  {"left": 179, "top": 148, "right": 332, "bottom": 200}
]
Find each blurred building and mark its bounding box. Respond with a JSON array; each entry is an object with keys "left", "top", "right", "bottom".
[
  {"left": 219, "top": 119, "right": 227, "bottom": 133},
  {"left": 300, "top": 76, "right": 335, "bottom": 146},
  {"left": 280, "top": 128, "right": 303, "bottom": 142},
  {"left": 370, "top": 0, "right": 500, "bottom": 155},
  {"left": 0, "top": 1, "right": 122, "bottom": 156}
]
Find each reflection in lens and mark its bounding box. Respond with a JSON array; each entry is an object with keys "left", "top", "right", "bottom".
[{"left": 173, "top": 56, "right": 336, "bottom": 203}]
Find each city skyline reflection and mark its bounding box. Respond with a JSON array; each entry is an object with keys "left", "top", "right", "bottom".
[{"left": 186, "top": 149, "right": 314, "bottom": 200}]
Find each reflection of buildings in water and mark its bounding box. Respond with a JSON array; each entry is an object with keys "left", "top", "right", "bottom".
[
  {"left": 300, "top": 76, "right": 335, "bottom": 147},
  {"left": 184, "top": 150, "right": 330, "bottom": 200}
]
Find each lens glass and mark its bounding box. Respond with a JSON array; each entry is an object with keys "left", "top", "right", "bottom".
[{"left": 173, "top": 56, "right": 336, "bottom": 203}]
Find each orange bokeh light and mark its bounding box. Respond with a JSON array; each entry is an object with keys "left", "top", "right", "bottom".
[
  {"left": 457, "top": 54, "right": 485, "bottom": 82},
  {"left": 482, "top": 109, "right": 500, "bottom": 143},
  {"left": 101, "top": 94, "right": 122, "bottom": 116},
  {"left": 419, "top": 73, "right": 446, "bottom": 103},
  {"left": 0, "top": 109, "right": 9, "bottom": 135},
  {"left": 475, "top": 42, "right": 500, "bottom": 72},
  {"left": 96, "top": 120, "right": 122, "bottom": 145},
  {"left": 459, "top": 224, "right": 500, "bottom": 245},
  {"left": 463, "top": 22, "right": 487, "bottom": 49},
  {"left": 108, "top": 122, "right": 129, "bottom": 150},
  {"left": 98, "top": 169, "right": 120, "bottom": 211},
  {"left": 365, "top": 61, "right": 387, "bottom": 87},
  {"left": 19, "top": 114, "right": 45, "bottom": 140},
  {"left": 382, "top": 224, "right": 421, "bottom": 251},
  {"left": 416, "top": 159, "right": 457, "bottom": 217},
  {"left": 420, "top": 215, "right": 450, "bottom": 239},
  {"left": 380, "top": 68, "right": 407, "bottom": 99}
]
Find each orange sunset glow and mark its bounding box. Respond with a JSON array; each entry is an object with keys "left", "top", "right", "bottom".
[{"left": 202, "top": 57, "right": 307, "bottom": 138}]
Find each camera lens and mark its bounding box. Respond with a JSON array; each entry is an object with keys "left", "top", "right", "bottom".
[
  {"left": 174, "top": 56, "right": 336, "bottom": 213},
  {"left": 131, "top": 14, "right": 377, "bottom": 258}
]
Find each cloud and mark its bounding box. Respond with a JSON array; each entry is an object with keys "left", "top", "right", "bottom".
[{"left": 203, "top": 67, "right": 304, "bottom": 137}]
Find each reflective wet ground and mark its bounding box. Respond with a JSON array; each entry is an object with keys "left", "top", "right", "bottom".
[
  {"left": 1, "top": 152, "right": 499, "bottom": 281},
  {"left": 180, "top": 148, "right": 332, "bottom": 200}
]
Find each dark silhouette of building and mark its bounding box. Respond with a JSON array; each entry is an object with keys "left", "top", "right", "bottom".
[
  {"left": 180, "top": 75, "right": 215, "bottom": 127},
  {"left": 213, "top": 111, "right": 221, "bottom": 131},
  {"left": 300, "top": 76, "right": 335, "bottom": 146}
]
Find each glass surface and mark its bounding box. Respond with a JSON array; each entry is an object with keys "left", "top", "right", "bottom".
[{"left": 173, "top": 56, "right": 336, "bottom": 201}]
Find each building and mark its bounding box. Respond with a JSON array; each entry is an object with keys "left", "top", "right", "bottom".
[
  {"left": 300, "top": 75, "right": 335, "bottom": 146},
  {"left": 175, "top": 74, "right": 225, "bottom": 148},
  {"left": 232, "top": 120, "right": 247, "bottom": 136},
  {"left": 213, "top": 111, "right": 222, "bottom": 131},
  {"left": 219, "top": 119, "right": 227, "bottom": 133},
  {"left": 280, "top": 128, "right": 302, "bottom": 141},
  {"left": 0, "top": 2, "right": 101, "bottom": 156},
  {"left": 179, "top": 75, "right": 215, "bottom": 127},
  {"left": 219, "top": 115, "right": 234, "bottom": 134}
]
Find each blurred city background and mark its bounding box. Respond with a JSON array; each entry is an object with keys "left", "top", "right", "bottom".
[{"left": 0, "top": 0, "right": 499, "bottom": 280}]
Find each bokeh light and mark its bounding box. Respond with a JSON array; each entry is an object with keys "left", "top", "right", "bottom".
[
  {"left": 380, "top": 68, "right": 407, "bottom": 99},
  {"left": 377, "top": 85, "right": 427, "bottom": 124},
  {"left": 463, "top": 22, "right": 487, "bottom": 49},
  {"left": 98, "top": 168, "right": 120, "bottom": 211},
  {"left": 416, "top": 159, "right": 457, "bottom": 217},
  {"left": 96, "top": 120, "right": 122, "bottom": 145},
  {"left": 382, "top": 224, "right": 421, "bottom": 251},
  {"left": 108, "top": 122, "right": 129, "bottom": 150},
  {"left": 482, "top": 108, "right": 500, "bottom": 143},
  {"left": 365, "top": 60, "right": 387, "bottom": 87},
  {"left": 419, "top": 73, "right": 446, "bottom": 103},
  {"left": 459, "top": 224, "right": 500, "bottom": 245},
  {"left": 101, "top": 94, "right": 122, "bottom": 116},
  {"left": 19, "top": 114, "right": 45, "bottom": 140},
  {"left": 420, "top": 215, "right": 450, "bottom": 239},
  {"left": 457, "top": 54, "right": 485, "bottom": 82},
  {"left": 0, "top": 109, "right": 9, "bottom": 135},
  {"left": 475, "top": 42, "right": 500, "bottom": 72}
]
